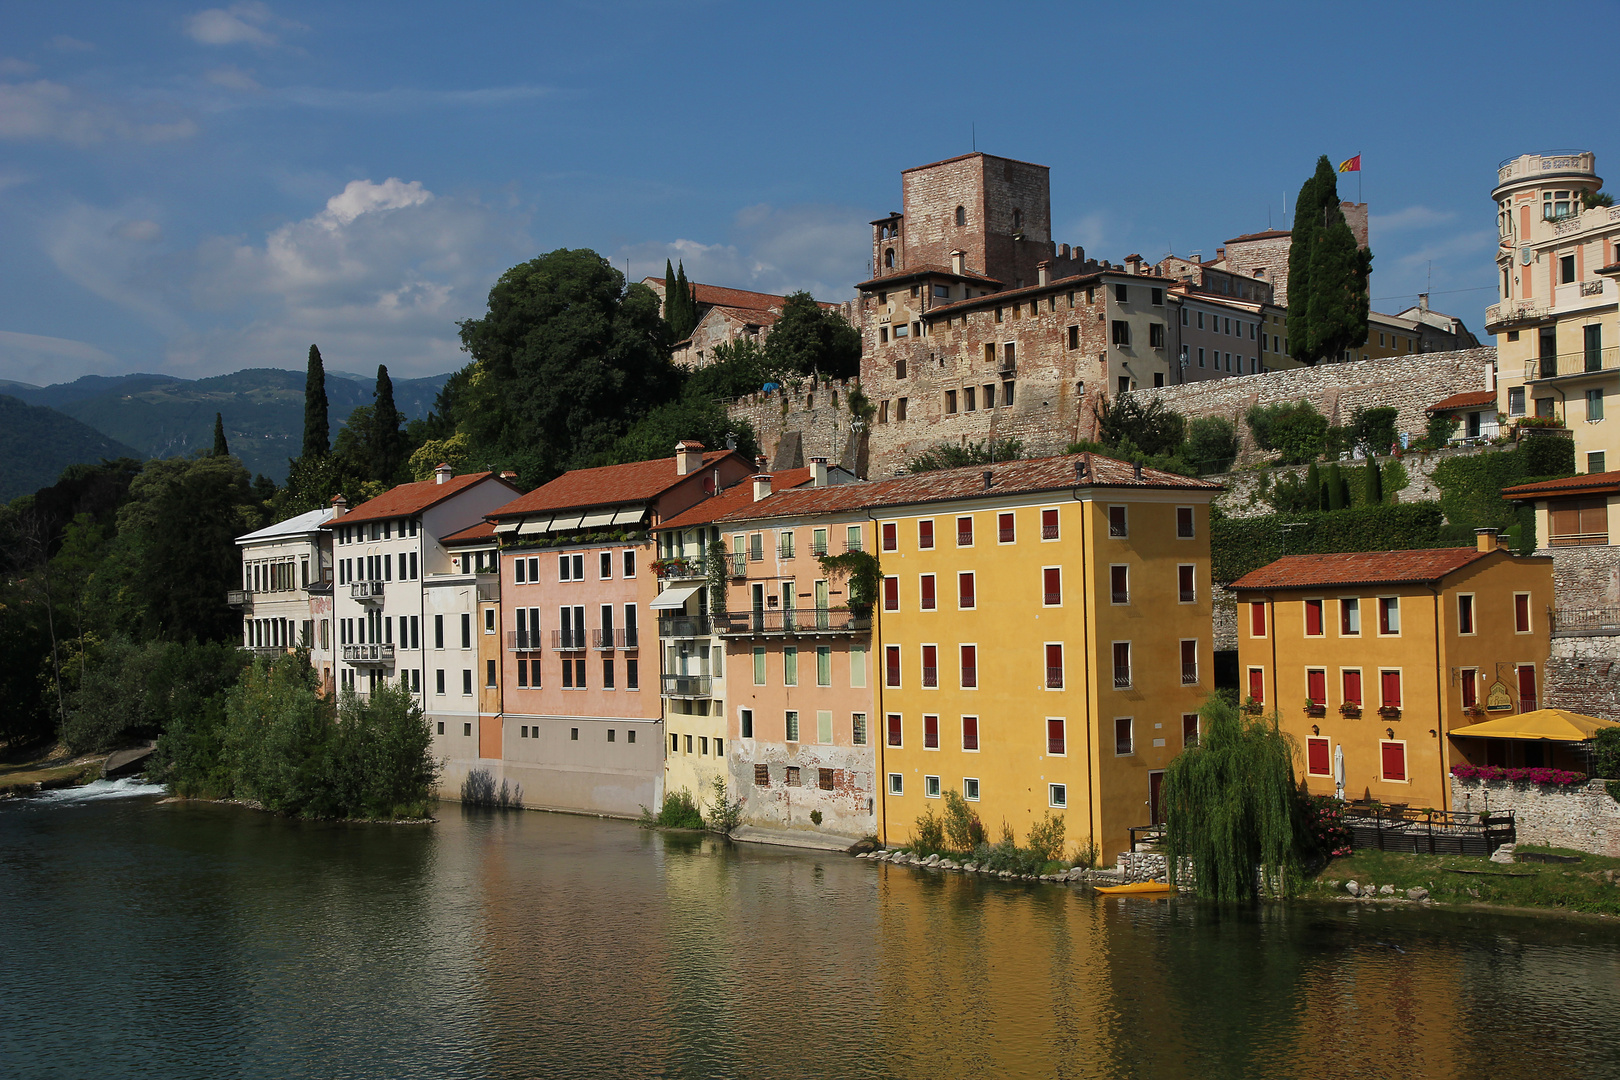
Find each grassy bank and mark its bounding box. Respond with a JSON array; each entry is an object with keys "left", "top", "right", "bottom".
[
  {"left": 1304, "top": 846, "right": 1620, "bottom": 916},
  {"left": 0, "top": 746, "right": 107, "bottom": 796}
]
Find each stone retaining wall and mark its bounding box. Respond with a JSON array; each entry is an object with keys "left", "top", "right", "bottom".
[
  {"left": 1450, "top": 776, "right": 1620, "bottom": 857},
  {"left": 1206, "top": 441, "right": 1506, "bottom": 521}
]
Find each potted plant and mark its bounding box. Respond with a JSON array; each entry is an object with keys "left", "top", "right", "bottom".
[
  {"left": 1339, "top": 702, "right": 1362, "bottom": 718},
  {"left": 1242, "top": 696, "right": 1264, "bottom": 715},
  {"left": 1304, "top": 697, "right": 1326, "bottom": 718},
  {"left": 1378, "top": 705, "right": 1402, "bottom": 720}
]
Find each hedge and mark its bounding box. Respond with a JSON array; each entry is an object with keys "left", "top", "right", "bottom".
[{"left": 1212, "top": 502, "right": 1449, "bottom": 582}]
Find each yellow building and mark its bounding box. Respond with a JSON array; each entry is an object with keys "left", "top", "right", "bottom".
[{"left": 1231, "top": 532, "right": 1552, "bottom": 810}]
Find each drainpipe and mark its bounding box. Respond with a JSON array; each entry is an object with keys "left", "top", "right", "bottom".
[
  {"left": 1070, "top": 481, "right": 1097, "bottom": 859},
  {"left": 1433, "top": 586, "right": 1447, "bottom": 812},
  {"left": 870, "top": 509, "right": 887, "bottom": 847}
]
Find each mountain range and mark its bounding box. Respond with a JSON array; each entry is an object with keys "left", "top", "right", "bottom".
[
  {"left": 0, "top": 368, "right": 451, "bottom": 495},
  {"left": 0, "top": 394, "right": 144, "bottom": 503}
]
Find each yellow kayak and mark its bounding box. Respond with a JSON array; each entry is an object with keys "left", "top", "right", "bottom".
[{"left": 1095, "top": 881, "right": 1175, "bottom": 895}]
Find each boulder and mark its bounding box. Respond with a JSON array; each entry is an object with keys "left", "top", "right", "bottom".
[
  {"left": 1489, "top": 843, "right": 1517, "bottom": 865},
  {"left": 1378, "top": 884, "right": 1395, "bottom": 896},
  {"left": 847, "top": 837, "right": 880, "bottom": 855},
  {"left": 924, "top": 853, "right": 940, "bottom": 866},
  {"left": 1345, "top": 881, "right": 1361, "bottom": 896},
  {"left": 1406, "top": 887, "right": 1429, "bottom": 901}
]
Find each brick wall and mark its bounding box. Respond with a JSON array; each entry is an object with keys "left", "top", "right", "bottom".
[
  {"left": 1450, "top": 777, "right": 1620, "bottom": 856},
  {"left": 727, "top": 378, "right": 866, "bottom": 474}
]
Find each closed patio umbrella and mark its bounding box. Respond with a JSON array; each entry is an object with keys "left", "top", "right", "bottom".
[{"left": 1334, "top": 744, "right": 1345, "bottom": 802}]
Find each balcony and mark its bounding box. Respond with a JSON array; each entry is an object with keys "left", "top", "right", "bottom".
[
  {"left": 652, "top": 557, "right": 705, "bottom": 580},
  {"left": 1047, "top": 667, "right": 1064, "bottom": 690},
  {"left": 657, "top": 614, "right": 712, "bottom": 638},
  {"left": 729, "top": 553, "right": 748, "bottom": 577},
  {"left": 1551, "top": 607, "right": 1620, "bottom": 638},
  {"left": 715, "top": 608, "right": 870, "bottom": 637},
  {"left": 922, "top": 665, "right": 938, "bottom": 688},
  {"left": 551, "top": 629, "right": 587, "bottom": 652},
  {"left": 593, "top": 627, "right": 639, "bottom": 650},
  {"left": 1113, "top": 669, "right": 1131, "bottom": 690},
  {"left": 350, "top": 580, "right": 385, "bottom": 605},
  {"left": 226, "top": 589, "right": 252, "bottom": 609},
  {"left": 342, "top": 643, "right": 395, "bottom": 665},
  {"left": 661, "top": 673, "right": 712, "bottom": 698},
  {"left": 1182, "top": 663, "right": 1199, "bottom": 685},
  {"left": 1523, "top": 345, "right": 1619, "bottom": 382},
  {"left": 506, "top": 631, "right": 543, "bottom": 653},
  {"left": 476, "top": 575, "right": 500, "bottom": 603}
]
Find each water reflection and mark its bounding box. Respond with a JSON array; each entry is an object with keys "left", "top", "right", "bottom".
[{"left": 2, "top": 796, "right": 1618, "bottom": 1080}]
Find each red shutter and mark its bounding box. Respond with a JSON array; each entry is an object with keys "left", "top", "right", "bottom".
[
  {"left": 1248, "top": 668, "right": 1265, "bottom": 703},
  {"left": 998, "top": 512, "right": 1015, "bottom": 543},
  {"left": 885, "top": 647, "right": 900, "bottom": 687},
  {"left": 1305, "top": 599, "right": 1323, "bottom": 636},
  {"left": 1042, "top": 508, "right": 1059, "bottom": 539},
  {"left": 959, "top": 573, "right": 975, "bottom": 608},
  {"left": 1381, "top": 741, "right": 1406, "bottom": 781},
  {"left": 1250, "top": 602, "right": 1266, "bottom": 637},
  {"left": 886, "top": 714, "right": 902, "bottom": 746},
  {"left": 922, "top": 645, "right": 937, "bottom": 687},
  {"left": 918, "top": 520, "right": 933, "bottom": 549},
  {"left": 924, "top": 715, "right": 939, "bottom": 748},
  {"left": 884, "top": 577, "right": 899, "bottom": 611},
  {"left": 1343, "top": 670, "right": 1362, "bottom": 705},
  {"left": 960, "top": 645, "right": 977, "bottom": 688},
  {"left": 1461, "top": 671, "right": 1477, "bottom": 708},
  {"left": 1043, "top": 566, "right": 1061, "bottom": 605},
  {"left": 1307, "top": 737, "right": 1331, "bottom": 776},
  {"left": 1307, "top": 669, "right": 1326, "bottom": 704},
  {"left": 1381, "top": 670, "right": 1402, "bottom": 707},
  {"left": 920, "top": 575, "right": 936, "bottom": 610},
  {"left": 1515, "top": 594, "right": 1530, "bottom": 633},
  {"left": 1047, "top": 643, "right": 1064, "bottom": 689},
  {"left": 1048, "top": 718, "right": 1065, "bottom": 755},
  {"left": 1517, "top": 664, "right": 1537, "bottom": 711},
  {"left": 962, "top": 715, "right": 979, "bottom": 750},
  {"left": 882, "top": 522, "right": 897, "bottom": 551}
]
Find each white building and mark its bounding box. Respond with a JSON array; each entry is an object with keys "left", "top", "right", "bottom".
[{"left": 232, "top": 505, "right": 334, "bottom": 684}]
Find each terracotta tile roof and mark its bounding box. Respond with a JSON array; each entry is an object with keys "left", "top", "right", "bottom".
[
  {"left": 711, "top": 453, "right": 1220, "bottom": 525},
  {"left": 1225, "top": 229, "right": 1291, "bottom": 244},
  {"left": 440, "top": 520, "right": 497, "bottom": 545},
  {"left": 488, "top": 450, "right": 744, "bottom": 519},
  {"left": 335, "top": 472, "right": 514, "bottom": 526},
  {"left": 1428, "top": 390, "right": 1499, "bottom": 412},
  {"left": 645, "top": 279, "right": 833, "bottom": 312},
  {"left": 1229, "top": 548, "right": 1489, "bottom": 591},
  {"left": 708, "top": 304, "right": 783, "bottom": 327},
  {"left": 1501, "top": 470, "right": 1620, "bottom": 499},
  {"left": 856, "top": 264, "right": 1004, "bottom": 291},
  {"left": 655, "top": 469, "right": 814, "bottom": 531}
]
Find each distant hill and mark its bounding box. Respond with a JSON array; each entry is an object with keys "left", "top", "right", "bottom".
[
  {"left": 10, "top": 368, "right": 451, "bottom": 484},
  {"left": 0, "top": 395, "right": 143, "bottom": 503}
]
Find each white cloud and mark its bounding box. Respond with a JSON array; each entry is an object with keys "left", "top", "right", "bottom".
[
  {"left": 204, "top": 65, "right": 262, "bottom": 92},
  {"left": 0, "top": 58, "right": 38, "bottom": 76},
  {"left": 113, "top": 219, "right": 162, "bottom": 242},
  {"left": 1370, "top": 205, "right": 1456, "bottom": 235},
  {"left": 0, "top": 330, "right": 121, "bottom": 385},
  {"left": 49, "top": 36, "right": 95, "bottom": 52},
  {"left": 185, "top": 3, "right": 278, "bottom": 46},
  {"left": 316, "top": 177, "right": 432, "bottom": 227},
  {"left": 0, "top": 80, "right": 197, "bottom": 144}
]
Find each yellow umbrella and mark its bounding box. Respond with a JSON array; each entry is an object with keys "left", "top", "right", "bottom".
[{"left": 1448, "top": 709, "right": 1620, "bottom": 741}]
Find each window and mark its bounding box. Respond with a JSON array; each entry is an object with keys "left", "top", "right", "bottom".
[
  {"left": 1518, "top": 664, "right": 1537, "bottom": 711},
  {"left": 1306, "top": 668, "right": 1326, "bottom": 706},
  {"left": 956, "top": 205, "right": 965, "bottom": 226},
  {"left": 783, "top": 710, "right": 799, "bottom": 742},
  {"left": 1247, "top": 667, "right": 1265, "bottom": 705},
  {"left": 957, "top": 572, "right": 975, "bottom": 609},
  {"left": 1461, "top": 668, "right": 1478, "bottom": 709},
  {"left": 1343, "top": 669, "right": 1363, "bottom": 707},
  {"left": 924, "top": 775, "right": 941, "bottom": 799},
  {"left": 435, "top": 669, "right": 445, "bottom": 695},
  {"left": 485, "top": 659, "right": 497, "bottom": 688},
  {"left": 740, "top": 708, "right": 754, "bottom": 738},
  {"left": 783, "top": 647, "right": 798, "bottom": 686},
  {"left": 1149, "top": 323, "right": 1165, "bottom": 348},
  {"left": 785, "top": 765, "right": 800, "bottom": 786},
  {"left": 1110, "top": 564, "right": 1129, "bottom": 604},
  {"left": 1591, "top": 452, "right": 1607, "bottom": 473},
  {"left": 1340, "top": 598, "right": 1361, "bottom": 636},
  {"left": 1515, "top": 593, "right": 1531, "bottom": 633},
  {"left": 846, "top": 525, "right": 863, "bottom": 553},
  {"left": 852, "top": 713, "right": 867, "bottom": 745},
  {"left": 897, "top": 398, "right": 908, "bottom": 421},
  {"left": 1107, "top": 505, "right": 1128, "bottom": 538},
  {"left": 1182, "top": 713, "right": 1199, "bottom": 748},
  {"left": 753, "top": 647, "right": 766, "bottom": 686},
  {"left": 1178, "top": 565, "right": 1195, "bottom": 604},
  {"left": 1508, "top": 386, "right": 1526, "bottom": 417},
  {"left": 1560, "top": 254, "right": 1577, "bottom": 284},
  {"left": 600, "top": 551, "right": 612, "bottom": 579},
  {"left": 435, "top": 614, "right": 445, "bottom": 650},
  {"left": 888, "top": 773, "right": 903, "bottom": 795},
  {"left": 818, "top": 766, "right": 836, "bottom": 791},
  {"left": 1111, "top": 320, "right": 1130, "bottom": 345},
  {"left": 1307, "top": 737, "right": 1331, "bottom": 777},
  {"left": 918, "top": 519, "right": 934, "bottom": 549},
  {"left": 460, "top": 613, "right": 472, "bottom": 650},
  {"left": 1111, "top": 642, "right": 1129, "bottom": 689},
  {"left": 921, "top": 645, "right": 938, "bottom": 688},
  {"left": 960, "top": 645, "right": 977, "bottom": 688},
  {"left": 684, "top": 734, "right": 693, "bottom": 754},
  {"left": 1044, "top": 716, "right": 1066, "bottom": 756},
  {"left": 1304, "top": 598, "right": 1324, "bottom": 636},
  {"left": 1250, "top": 602, "right": 1266, "bottom": 637},
  {"left": 1175, "top": 507, "right": 1194, "bottom": 538},
  {"left": 881, "top": 522, "right": 897, "bottom": 551},
  {"left": 923, "top": 714, "right": 939, "bottom": 749},
  {"left": 884, "top": 576, "right": 899, "bottom": 612},
  {"left": 1548, "top": 497, "right": 1608, "bottom": 545},
  {"left": 1049, "top": 783, "right": 1067, "bottom": 808},
  {"left": 1588, "top": 389, "right": 1605, "bottom": 422},
  {"left": 462, "top": 669, "right": 473, "bottom": 695},
  {"left": 1068, "top": 325, "right": 1079, "bottom": 350},
  {"left": 515, "top": 559, "right": 526, "bottom": 584},
  {"left": 1457, "top": 594, "right": 1475, "bottom": 635},
  {"left": 1114, "top": 718, "right": 1134, "bottom": 756},
  {"left": 817, "top": 646, "right": 831, "bottom": 687},
  {"left": 851, "top": 646, "right": 867, "bottom": 688},
  {"left": 1047, "top": 643, "right": 1065, "bottom": 689},
  {"left": 1380, "top": 741, "right": 1407, "bottom": 783},
  {"left": 1181, "top": 639, "right": 1198, "bottom": 685},
  {"left": 1380, "top": 670, "right": 1402, "bottom": 709},
  {"left": 484, "top": 608, "right": 496, "bottom": 633},
  {"left": 812, "top": 528, "right": 828, "bottom": 556},
  {"left": 886, "top": 713, "right": 902, "bottom": 747},
  {"left": 919, "top": 574, "right": 936, "bottom": 611},
  {"left": 885, "top": 646, "right": 901, "bottom": 688},
  {"left": 1043, "top": 566, "right": 1061, "bottom": 606},
  {"left": 1378, "top": 597, "right": 1400, "bottom": 635},
  {"left": 956, "top": 516, "right": 974, "bottom": 547},
  {"left": 571, "top": 728, "right": 579, "bottom": 741},
  {"left": 624, "top": 550, "right": 636, "bottom": 577}
]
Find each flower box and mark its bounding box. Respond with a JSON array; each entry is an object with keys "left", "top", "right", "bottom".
[
  {"left": 1304, "top": 703, "right": 1326, "bottom": 717},
  {"left": 1377, "top": 706, "right": 1402, "bottom": 719},
  {"left": 1339, "top": 704, "right": 1362, "bottom": 718}
]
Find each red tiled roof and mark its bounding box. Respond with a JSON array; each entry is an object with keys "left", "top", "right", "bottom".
[
  {"left": 440, "top": 520, "right": 496, "bottom": 545},
  {"left": 711, "top": 453, "right": 1219, "bottom": 525},
  {"left": 1229, "top": 548, "right": 1489, "bottom": 590},
  {"left": 856, "top": 263, "right": 1004, "bottom": 291},
  {"left": 708, "top": 304, "right": 783, "bottom": 327},
  {"left": 645, "top": 279, "right": 833, "bottom": 312},
  {"left": 655, "top": 469, "right": 814, "bottom": 531},
  {"left": 336, "top": 472, "right": 514, "bottom": 526},
  {"left": 1429, "top": 390, "right": 1498, "bottom": 412},
  {"left": 488, "top": 451, "right": 744, "bottom": 518},
  {"left": 1501, "top": 470, "right": 1620, "bottom": 499},
  {"left": 1225, "top": 229, "right": 1291, "bottom": 244}
]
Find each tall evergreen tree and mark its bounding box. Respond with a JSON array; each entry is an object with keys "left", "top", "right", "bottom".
[
  {"left": 371, "top": 365, "right": 405, "bottom": 485},
  {"left": 212, "top": 413, "right": 229, "bottom": 457},
  {"left": 303, "top": 344, "right": 330, "bottom": 458},
  {"left": 1287, "top": 156, "right": 1372, "bottom": 364},
  {"left": 666, "top": 260, "right": 699, "bottom": 340}
]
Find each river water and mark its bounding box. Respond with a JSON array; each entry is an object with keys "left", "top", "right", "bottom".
[{"left": 4, "top": 784, "right": 1619, "bottom": 1080}]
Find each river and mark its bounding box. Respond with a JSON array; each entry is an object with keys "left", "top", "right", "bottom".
[{"left": 3, "top": 782, "right": 1619, "bottom": 1079}]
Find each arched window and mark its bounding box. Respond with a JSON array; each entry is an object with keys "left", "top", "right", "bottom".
[
  {"left": 884, "top": 248, "right": 895, "bottom": 269},
  {"left": 1012, "top": 209, "right": 1023, "bottom": 231},
  {"left": 955, "top": 205, "right": 965, "bottom": 227}
]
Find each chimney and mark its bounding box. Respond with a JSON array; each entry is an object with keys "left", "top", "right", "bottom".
[
  {"left": 675, "top": 440, "right": 704, "bottom": 476},
  {"left": 1037, "top": 260, "right": 1050, "bottom": 287},
  {"left": 982, "top": 470, "right": 993, "bottom": 489},
  {"left": 753, "top": 474, "right": 773, "bottom": 502},
  {"left": 1215, "top": 246, "right": 1225, "bottom": 262},
  {"left": 330, "top": 494, "right": 347, "bottom": 519},
  {"left": 755, "top": 454, "right": 769, "bottom": 473},
  {"left": 1059, "top": 243, "right": 1070, "bottom": 260},
  {"left": 950, "top": 249, "right": 965, "bottom": 276},
  {"left": 1475, "top": 527, "right": 1500, "bottom": 553},
  {"left": 1133, "top": 461, "right": 1143, "bottom": 481},
  {"left": 499, "top": 470, "right": 517, "bottom": 482},
  {"left": 1419, "top": 292, "right": 1430, "bottom": 313},
  {"left": 1486, "top": 361, "right": 1497, "bottom": 392},
  {"left": 810, "top": 456, "right": 828, "bottom": 487},
  {"left": 434, "top": 462, "right": 452, "bottom": 485},
  {"left": 1124, "top": 254, "right": 1143, "bottom": 275}
]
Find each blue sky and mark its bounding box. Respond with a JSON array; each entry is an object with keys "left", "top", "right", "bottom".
[{"left": 0, "top": 1, "right": 1612, "bottom": 385}]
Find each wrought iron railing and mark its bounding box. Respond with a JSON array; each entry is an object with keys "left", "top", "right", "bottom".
[
  {"left": 661, "top": 673, "right": 712, "bottom": 697},
  {"left": 1182, "top": 663, "right": 1198, "bottom": 685},
  {"left": 1047, "top": 666, "right": 1064, "bottom": 690},
  {"left": 593, "top": 627, "right": 638, "bottom": 650},
  {"left": 226, "top": 589, "right": 252, "bottom": 608},
  {"left": 1523, "top": 345, "right": 1618, "bottom": 381},
  {"left": 551, "top": 629, "right": 587, "bottom": 651},
  {"left": 1550, "top": 607, "right": 1620, "bottom": 637},
  {"left": 506, "top": 631, "right": 542, "bottom": 652},
  {"left": 715, "top": 608, "right": 868, "bottom": 635}
]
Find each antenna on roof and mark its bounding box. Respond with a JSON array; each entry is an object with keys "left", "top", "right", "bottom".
[{"left": 972, "top": 122, "right": 976, "bottom": 153}]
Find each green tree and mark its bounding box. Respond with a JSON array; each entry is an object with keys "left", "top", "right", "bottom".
[
  {"left": 1185, "top": 416, "right": 1238, "bottom": 474},
  {"left": 370, "top": 365, "right": 406, "bottom": 485},
  {"left": 303, "top": 344, "right": 330, "bottom": 458},
  {"left": 607, "top": 398, "right": 757, "bottom": 465},
  {"left": 663, "top": 260, "right": 699, "bottom": 341},
  {"left": 457, "top": 249, "right": 682, "bottom": 484},
  {"left": 1288, "top": 156, "right": 1373, "bottom": 364},
  {"left": 1162, "top": 694, "right": 1304, "bottom": 901},
  {"left": 1366, "top": 459, "right": 1385, "bottom": 505},
  {"left": 212, "top": 413, "right": 229, "bottom": 457},
  {"left": 1246, "top": 401, "right": 1327, "bottom": 464},
  {"left": 1304, "top": 461, "right": 1323, "bottom": 509},
  {"left": 1324, "top": 463, "right": 1347, "bottom": 510},
  {"left": 764, "top": 292, "right": 861, "bottom": 379},
  {"left": 1093, "top": 396, "right": 1187, "bottom": 458}
]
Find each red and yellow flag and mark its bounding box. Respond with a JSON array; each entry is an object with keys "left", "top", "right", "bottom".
[{"left": 1338, "top": 155, "right": 1362, "bottom": 173}]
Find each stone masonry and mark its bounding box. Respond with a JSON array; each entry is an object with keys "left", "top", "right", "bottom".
[
  {"left": 1539, "top": 544, "right": 1620, "bottom": 719},
  {"left": 1450, "top": 777, "right": 1620, "bottom": 857}
]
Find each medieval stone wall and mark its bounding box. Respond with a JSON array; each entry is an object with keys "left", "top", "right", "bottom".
[
  {"left": 1450, "top": 777, "right": 1620, "bottom": 856},
  {"left": 727, "top": 378, "right": 866, "bottom": 474}
]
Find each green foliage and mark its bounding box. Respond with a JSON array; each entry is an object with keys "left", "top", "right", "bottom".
[
  {"left": 971, "top": 821, "right": 1047, "bottom": 876},
  {"left": 1418, "top": 412, "right": 1459, "bottom": 451},
  {"left": 764, "top": 292, "right": 861, "bottom": 380},
  {"left": 0, "top": 576, "right": 54, "bottom": 746},
  {"left": 1592, "top": 728, "right": 1620, "bottom": 780},
  {"left": 1024, "top": 812, "right": 1068, "bottom": 864},
  {"left": 706, "top": 775, "right": 743, "bottom": 834},
  {"left": 642, "top": 787, "right": 706, "bottom": 829},
  {"left": 1324, "top": 464, "right": 1347, "bottom": 510},
  {"left": 212, "top": 413, "right": 229, "bottom": 457},
  {"left": 1162, "top": 694, "right": 1303, "bottom": 900},
  {"left": 662, "top": 260, "right": 701, "bottom": 341},
  {"left": 1383, "top": 458, "right": 1409, "bottom": 499},
  {"left": 1304, "top": 462, "right": 1322, "bottom": 508},
  {"left": 1246, "top": 400, "right": 1327, "bottom": 464},
  {"left": 706, "top": 538, "right": 729, "bottom": 615},
  {"left": 303, "top": 344, "right": 331, "bottom": 458},
  {"left": 1185, "top": 416, "right": 1239, "bottom": 474},
  {"left": 1365, "top": 456, "right": 1384, "bottom": 504},
  {"left": 1093, "top": 396, "right": 1187, "bottom": 458},
  {"left": 62, "top": 637, "right": 247, "bottom": 753},
  {"left": 1520, "top": 433, "right": 1575, "bottom": 478},
  {"left": 910, "top": 808, "right": 947, "bottom": 856},
  {"left": 941, "top": 789, "right": 987, "bottom": 851},
  {"left": 219, "top": 653, "right": 334, "bottom": 814},
  {"left": 1429, "top": 442, "right": 1572, "bottom": 553},
  {"left": 688, "top": 337, "right": 775, "bottom": 400},
  {"left": 907, "top": 437, "right": 1024, "bottom": 473},
  {"left": 817, "top": 548, "right": 880, "bottom": 616},
  {"left": 606, "top": 396, "right": 758, "bottom": 466},
  {"left": 1351, "top": 406, "right": 1399, "bottom": 457},
  {"left": 370, "top": 365, "right": 407, "bottom": 484},
  {"left": 0, "top": 394, "right": 143, "bottom": 504},
  {"left": 330, "top": 682, "right": 440, "bottom": 818},
  {"left": 1581, "top": 190, "right": 1615, "bottom": 210},
  {"left": 1212, "top": 502, "right": 1448, "bottom": 582},
  {"left": 461, "top": 767, "right": 523, "bottom": 809},
  {"left": 1288, "top": 155, "right": 1372, "bottom": 365},
  {"left": 270, "top": 451, "right": 368, "bottom": 521}
]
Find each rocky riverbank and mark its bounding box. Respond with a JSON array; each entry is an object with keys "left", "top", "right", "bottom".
[{"left": 857, "top": 847, "right": 1132, "bottom": 886}]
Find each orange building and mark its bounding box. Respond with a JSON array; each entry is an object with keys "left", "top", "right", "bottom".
[{"left": 1231, "top": 531, "right": 1553, "bottom": 810}]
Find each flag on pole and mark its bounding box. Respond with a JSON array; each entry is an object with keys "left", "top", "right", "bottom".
[{"left": 1338, "top": 154, "right": 1362, "bottom": 173}]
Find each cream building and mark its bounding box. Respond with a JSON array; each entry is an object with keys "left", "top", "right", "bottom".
[
  {"left": 232, "top": 505, "right": 335, "bottom": 686},
  {"left": 1487, "top": 150, "right": 1620, "bottom": 474}
]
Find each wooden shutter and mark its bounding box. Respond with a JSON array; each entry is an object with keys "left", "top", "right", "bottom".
[
  {"left": 1048, "top": 718, "right": 1065, "bottom": 755},
  {"left": 1381, "top": 741, "right": 1406, "bottom": 781},
  {"left": 1343, "top": 670, "right": 1362, "bottom": 705},
  {"left": 1250, "top": 602, "right": 1266, "bottom": 637},
  {"left": 1517, "top": 664, "right": 1537, "bottom": 710},
  {"left": 962, "top": 716, "right": 978, "bottom": 750},
  {"left": 884, "top": 577, "right": 899, "bottom": 611},
  {"left": 960, "top": 645, "right": 977, "bottom": 687},
  {"left": 1305, "top": 599, "right": 1324, "bottom": 636},
  {"left": 1307, "top": 669, "right": 1326, "bottom": 704},
  {"left": 923, "top": 715, "right": 939, "bottom": 748},
  {"left": 882, "top": 522, "right": 897, "bottom": 551},
  {"left": 1307, "top": 737, "right": 1331, "bottom": 776},
  {"left": 1043, "top": 566, "right": 1061, "bottom": 605},
  {"left": 886, "top": 714, "right": 902, "bottom": 746},
  {"left": 959, "top": 573, "right": 975, "bottom": 608},
  {"left": 1381, "top": 670, "right": 1402, "bottom": 707},
  {"left": 1248, "top": 668, "right": 1265, "bottom": 703}
]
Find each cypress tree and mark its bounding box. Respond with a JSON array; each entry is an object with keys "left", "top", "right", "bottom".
[
  {"left": 303, "top": 344, "right": 330, "bottom": 458},
  {"left": 1325, "top": 463, "right": 1346, "bottom": 510},
  {"left": 1304, "top": 461, "right": 1322, "bottom": 510},
  {"left": 371, "top": 365, "right": 404, "bottom": 484},
  {"left": 1286, "top": 156, "right": 1372, "bottom": 365},
  {"left": 212, "top": 412, "right": 229, "bottom": 457},
  {"left": 1366, "top": 459, "right": 1384, "bottom": 505},
  {"left": 663, "top": 258, "right": 678, "bottom": 331}
]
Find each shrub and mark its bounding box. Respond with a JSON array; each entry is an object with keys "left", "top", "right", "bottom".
[
  {"left": 1211, "top": 502, "right": 1448, "bottom": 582},
  {"left": 1093, "top": 397, "right": 1186, "bottom": 458},
  {"left": 1450, "top": 763, "right": 1586, "bottom": 785},
  {"left": 1301, "top": 793, "right": 1353, "bottom": 859},
  {"left": 1246, "top": 401, "right": 1327, "bottom": 464},
  {"left": 1185, "top": 416, "right": 1239, "bottom": 475},
  {"left": 1418, "top": 412, "right": 1459, "bottom": 450},
  {"left": 911, "top": 808, "right": 947, "bottom": 856},
  {"left": 1594, "top": 728, "right": 1620, "bottom": 779},
  {"left": 462, "top": 768, "right": 523, "bottom": 809},
  {"left": 906, "top": 438, "right": 1024, "bottom": 473},
  {"left": 64, "top": 638, "right": 247, "bottom": 753},
  {"left": 1024, "top": 812, "right": 1067, "bottom": 864},
  {"left": 941, "top": 789, "right": 986, "bottom": 852},
  {"left": 642, "top": 788, "right": 705, "bottom": 829},
  {"left": 1351, "top": 406, "right": 1399, "bottom": 456},
  {"left": 706, "top": 775, "right": 743, "bottom": 834},
  {"left": 972, "top": 821, "right": 1045, "bottom": 876}
]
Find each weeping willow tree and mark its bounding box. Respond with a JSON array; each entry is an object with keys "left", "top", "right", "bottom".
[{"left": 1162, "top": 695, "right": 1303, "bottom": 900}]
